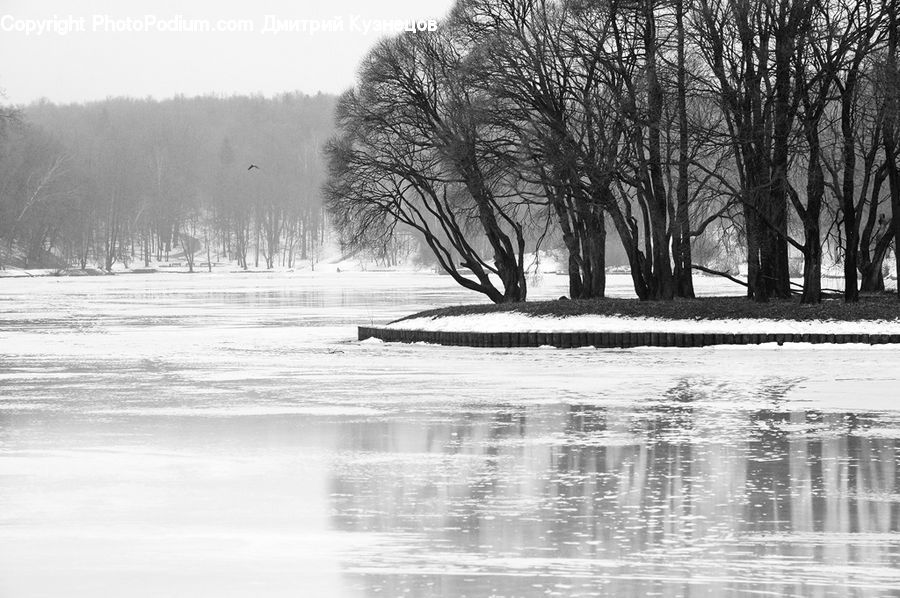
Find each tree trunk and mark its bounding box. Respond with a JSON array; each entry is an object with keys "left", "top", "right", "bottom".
[
  {"left": 643, "top": 5, "right": 675, "bottom": 300},
  {"left": 769, "top": 28, "right": 794, "bottom": 301},
  {"left": 673, "top": 0, "right": 695, "bottom": 299},
  {"left": 458, "top": 157, "right": 527, "bottom": 302},
  {"left": 886, "top": 10, "right": 900, "bottom": 299},
  {"left": 841, "top": 68, "right": 861, "bottom": 302},
  {"left": 585, "top": 210, "right": 606, "bottom": 298}
]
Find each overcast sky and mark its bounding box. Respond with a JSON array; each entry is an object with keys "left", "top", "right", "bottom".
[{"left": 0, "top": 0, "right": 455, "bottom": 105}]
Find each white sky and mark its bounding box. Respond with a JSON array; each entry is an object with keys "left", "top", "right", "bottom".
[{"left": 0, "top": 0, "right": 455, "bottom": 105}]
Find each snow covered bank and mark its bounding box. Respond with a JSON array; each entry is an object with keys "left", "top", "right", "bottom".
[{"left": 386, "top": 312, "right": 900, "bottom": 335}]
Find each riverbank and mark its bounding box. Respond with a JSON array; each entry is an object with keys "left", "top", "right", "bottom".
[
  {"left": 360, "top": 295, "right": 900, "bottom": 347},
  {"left": 394, "top": 294, "right": 900, "bottom": 324}
]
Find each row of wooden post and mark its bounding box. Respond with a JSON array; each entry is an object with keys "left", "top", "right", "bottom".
[{"left": 358, "top": 326, "right": 900, "bottom": 348}]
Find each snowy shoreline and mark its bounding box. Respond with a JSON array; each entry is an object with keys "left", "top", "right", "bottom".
[{"left": 386, "top": 312, "right": 900, "bottom": 335}]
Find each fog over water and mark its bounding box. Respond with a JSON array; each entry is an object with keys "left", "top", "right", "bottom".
[{"left": 1, "top": 272, "right": 900, "bottom": 597}]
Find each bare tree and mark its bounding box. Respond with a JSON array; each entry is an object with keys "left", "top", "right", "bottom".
[{"left": 326, "top": 31, "right": 534, "bottom": 302}]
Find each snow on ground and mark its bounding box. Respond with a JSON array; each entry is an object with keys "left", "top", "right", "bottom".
[{"left": 388, "top": 311, "right": 900, "bottom": 335}]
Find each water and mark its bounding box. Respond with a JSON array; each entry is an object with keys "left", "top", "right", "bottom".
[{"left": 1, "top": 271, "right": 899, "bottom": 597}]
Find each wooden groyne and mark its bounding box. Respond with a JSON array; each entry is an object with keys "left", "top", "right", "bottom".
[{"left": 358, "top": 326, "right": 900, "bottom": 348}]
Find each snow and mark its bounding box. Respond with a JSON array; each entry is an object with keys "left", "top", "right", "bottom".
[{"left": 387, "top": 311, "right": 900, "bottom": 335}]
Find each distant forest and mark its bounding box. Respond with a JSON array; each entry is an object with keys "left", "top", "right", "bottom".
[{"left": 0, "top": 93, "right": 335, "bottom": 271}]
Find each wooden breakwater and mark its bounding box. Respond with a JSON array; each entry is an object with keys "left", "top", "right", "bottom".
[{"left": 358, "top": 326, "right": 900, "bottom": 348}]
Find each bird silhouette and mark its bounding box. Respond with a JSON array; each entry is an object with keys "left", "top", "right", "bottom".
[{"left": 247, "top": 164, "right": 260, "bottom": 171}]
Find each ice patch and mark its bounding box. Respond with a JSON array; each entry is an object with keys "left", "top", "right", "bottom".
[
  {"left": 86, "top": 405, "right": 385, "bottom": 417},
  {"left": 785, "top": 379, "right": 900, "bottom": 412}
]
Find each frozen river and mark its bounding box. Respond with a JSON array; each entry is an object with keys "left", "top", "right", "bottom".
[{"left": 1, "top": 271, "right": 900, "bottom": 597}]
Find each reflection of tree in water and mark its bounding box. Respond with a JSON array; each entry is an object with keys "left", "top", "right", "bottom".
[
  {"left": 330, "top": 382, "right": 900, "bottom": 597},
  {"left": 744, "top": 378, "right": 800, "bottom": 535}
]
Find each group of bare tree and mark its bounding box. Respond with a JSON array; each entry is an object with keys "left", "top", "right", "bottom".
[
  {"left": 325, "top": 0, "right": 900, "bottom": 304},
  {"left": 0, "top": 93, "right": 333, "bottom": 272}
]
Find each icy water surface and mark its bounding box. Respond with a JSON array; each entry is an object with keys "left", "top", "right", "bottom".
[{"left": 1, "top": 272, "right": 899, "bottom": 597}]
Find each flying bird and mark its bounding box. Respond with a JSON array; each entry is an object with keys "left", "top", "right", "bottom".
[{"left": 247, "top": 164, "right": 260, "bottom": 171}]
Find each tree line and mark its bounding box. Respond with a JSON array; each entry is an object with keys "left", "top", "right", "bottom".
[
  {"left": 0, "top": 93, "right": 335, "bottom": 271},
  {"left": 325, "top": 0, "right": 900, "bottom": 303}
]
